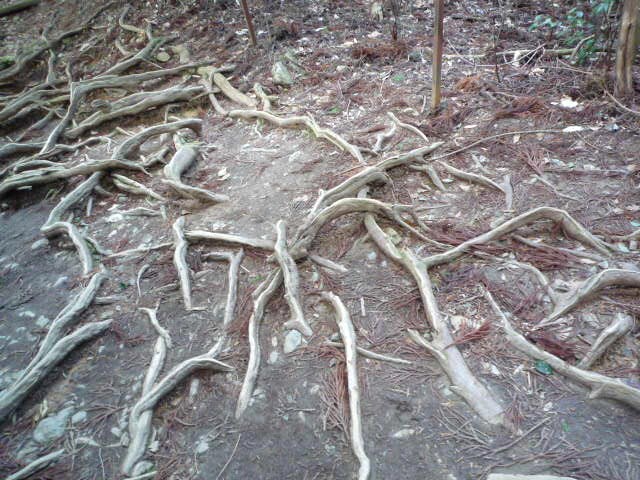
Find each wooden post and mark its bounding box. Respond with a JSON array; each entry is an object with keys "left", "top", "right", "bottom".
[
  {"left": 431, "top": 0, "right": 444, "bottom": 112},
  {"left": 240, "top": 0, "right": 258, "bottom": 47},
  {"left": 614, "top": 0, "right": 639, "bottom": 96}
]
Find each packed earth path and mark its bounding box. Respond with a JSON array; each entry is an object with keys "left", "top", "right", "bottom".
[{"left": 1, "top": 1, "right": 639, "bottom": 479}]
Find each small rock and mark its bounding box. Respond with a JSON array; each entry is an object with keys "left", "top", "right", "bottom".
[
  {"left": 33, "top": 406, "right": 75, "bottom": 444},
  {"left": 272, "top": 61, "right": 293, "bottom": 86},
  {"left": 156, "top": 51, "right": 171, "bottom": 62},
  {"left": 408, "top": 50, "right": 422, "bottom": 62},
  {"left": 195, "top": 439, "right": 209, "bottom": 454},
  {"left": 121, "top": 432, "right": 130, "bottom": 447},
  {"left": 106, "top": 213, "right": 124, "bottom": 223},
  {"left": 188, "top": 378, "right": 200, "bottom": 404},
  {"left": 170, "top": 44, "right": 190, "bottom": 63},
  {"left": 110, "top": 426, "right": 122, "bottom": 438},
  {"left": 71, "top": 411, "right": 87, "bottom": 425},
  {"left": 268, "top": 350, "right": 279, "bottom": 364},
  {"left": 284, "top": 330, "right": 303, "bottom": 353},
  {"left": 366, "top": 251, "right": 377, "bottom": 261},
  {"left": 31, "top": 238, "right": 49, "bottom": 250},
  {"left": 36, "top": 316, "right": 50, "bottom": 328},
  {"left": 391, "top": 428, "right": 415, "bottom": 439}
]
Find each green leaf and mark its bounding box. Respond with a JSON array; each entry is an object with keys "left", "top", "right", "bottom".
[
  {"left": 535, "top": 360, "right": 553, "bottom": 375},
  {"left": 561, "top": 419, "right": 570, "bottom": 432},
  {"left": 119, "top": 282, "right": 129, "bottom": 291}
]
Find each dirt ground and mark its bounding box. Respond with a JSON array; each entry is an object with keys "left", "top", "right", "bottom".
[{"left": 1, "top": 1, "right": 640, "bottom": 479}]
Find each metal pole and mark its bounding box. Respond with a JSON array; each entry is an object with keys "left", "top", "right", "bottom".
[
  {"left": 240, "top": 0, "right": 258, "bottom": 47},
  {"left": 431, "top": 0, "right": 444, "bottom": 112}
]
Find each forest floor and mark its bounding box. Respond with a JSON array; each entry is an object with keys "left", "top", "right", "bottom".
[{"left": 1, "top": 1, "right": 640, "bottom": 479}]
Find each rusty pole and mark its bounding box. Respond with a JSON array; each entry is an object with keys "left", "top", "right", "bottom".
[
  {"left": 240, "top": 0, "right": 258, "bottom": 47},
  {"left": 431, "top": 0, "right": 444, "bottom": 112}
]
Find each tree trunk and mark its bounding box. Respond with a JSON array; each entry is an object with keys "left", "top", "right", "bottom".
[{"left": 615, "top": 0, "right": 639, "bottom": 96}]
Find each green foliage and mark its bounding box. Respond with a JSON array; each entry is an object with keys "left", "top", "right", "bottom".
[
  {"left": 528, "top": 0, "right": 618, "bottom": 64},
  {"left": 0, "top": 56, "right": 15, "bottom": 70}
]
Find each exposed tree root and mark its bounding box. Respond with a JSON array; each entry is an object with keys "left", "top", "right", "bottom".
[
  {"left": 124, "top": 250, "right": 241, "bottom": 474},
  {"left": 372, "top": 122, "right": 396, "bottom": 153},
  {"left": 111, "top": 173, "right": 166, "bottom": 202},
  {"left": 309, "top": 254, "right": 348, "bottom": 273},
  {"left": 387, "top": 111, "right": 428, "bottom": 141},
  {"left": 310, "top": 143, "right": 442, "bottom": 215},
  {"left": 185, "top": 230, "right": 275, "bottom": 250},
  {"left": 213, "top": 72, "right": 257, "bottom": 108},
  {"left": 425, "top": 207, "right": 610, "bottom": 268},
  {"left": 172, "top": 217, "right": 199, "bottom": 311},
  {"left": 65, "top": 85, "right": 203, "bottom": 139},
  {"left": 229, "top": 109, "right": 365, "bottom": 164},
  {"left": 163, "top": 140, "right": 228, "bottom": 204},
  {"left": 321, "top": 292, "right": 371, "bottom": 480},
  {"left": 486, "top": 289, "right": 640, "bottom": 411},
  {"left": 364, "top": 212, "right": 506, "bottom": 426},
  {"left": 236, "top": 269, "right": 282, "bottom": 419},
  {"left": 541, "top": 269, "right": 640, "bottom": 327},
  {"left": 6, "top": 449, "right": 65, "bottom": 480},
  {"left": 274, "top": 220, "right": 312, "bottom": 336},
  {"left": 0, "top": 319, "right": 111, "bottom": 422},
  {"left": 325, "top": 341, "right": 412, "bottom": 365},
  {"left": 578, "top": 313, "right": 635, "bottom": 369}
]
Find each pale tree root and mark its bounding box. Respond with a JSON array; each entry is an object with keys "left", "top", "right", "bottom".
[
  {"left": 321, "top": 292, "right": 371, "bottom": 480},
  {"left": 364, "top": 212, "right": 506, "bottom": 426},
  {"left": 0, "top": 320, "right": 111, "bottom": 423},
  {"left": 6, "top": 449, "right": 65, "bottom": 480},
  {"left": 123, "top": 260, "right": 239, "bottom": 475},
  {"left": 486, "top": 290, "right": 640, "bottom": 411},
  {"left": 274, "top": 220, "right": 313, "bottom": 336},
  {"left": 578, "top": 313, "right": 635, "bottom": 369},
  {"left": 185, "top": 230, "right": 274, "bottom": 250},
  {"left": 425, "top": 206, "right": 611, "bottom": 268},
  {"left": 539, "top": 269, "right": 640, "bottom": 327},
  {"left": 40, "top": 172, "right": 105, "bottom": 275},
  {"left": 325, "top": 341, "right": 412, "bottom": 365},
  {"left": 310, "top": 143, "right": 442, "bottom": 215},
  {"left": 213, "top": 72, "right": 257, "bottom": 108},
  {"left": 372, "top": 122, "right": 396, "bottom": 153},
  {"left": 172, "top": 217, "right": 201, "bottom": 311},
  {"left": 162, "top": 142, "right": 228, "bottom": 204},
  {"left": 387, "top": 111, "right": 428, "bottom": 142},
  {"left": 65, "top": 85, "right": 204, "bottom": 139},
  {"left": 111, "top": 173, "right": 166, "bottom": 202},
  {"left": 229, "top": 109, "right": 365, "bottom": 165}
]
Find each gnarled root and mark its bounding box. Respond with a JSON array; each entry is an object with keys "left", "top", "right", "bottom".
[
  {"left": 321, "top": 292, "right": 371, "bottom": 480},
  {"left": 365, "top": 212, "right": 506, "bottom": 426},
  {"left": 6, "top": 449, "right": 65, "bottom": 480},
  {"left": 172, "top": 217, "right": 198, "bottom": 311},
  {"left": 0, "top": 320, "right": 111, "bottom": 423},
  {"left": 540, "top": 269, "right": 640, "bottom": 327},
  {"left": 578, "top": 313, "right": 635, "bottom": 369},
  {"left": 229, "top": 109, "right": 365, "bottom": 164},
  {"left": 325, "top": 341, "right": 412, "bottom": 365},
  {"left": 186, "top": 230, "right": 274, "bottom": 250},
  {"left": 274, "top": 220, "right": 312, "bottom": 336},
  {"left": 111, "top": 173, "right": 166, "bottom": 202},
  {"left": 162, "top": 144, "right": 228, "bottom": 204},
  {"left": 213, "top": 72, "right": 257, "bottom": 108},
  {"left": 486, "top": 289, "right": 640, "bottom": 411},
  {"left": 425, "top": 207, "right": 611, "bottom": 268}
]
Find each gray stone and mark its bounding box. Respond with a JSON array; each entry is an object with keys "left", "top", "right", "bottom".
[
  {"left": 36, "top": 316, "right": 50, "bottom": 327},
  {"left": 272, "top": 61, "right": 293, "bottom": 85},
  {"left": 408, "top": 50, "right": 422, "bottom": 62},
  {"left": 71, "top": 411, "right": 87, "bottom": 424},
  {"left": 195, "top": 439, "right": 209, "bottom": 454},
  {"left": 33, "top": 406, "right": 75, "bottom": 444},
  {"left": 391, "top": 428, "right": 415, "bottom": 439},
  {"left": 53, "top": 276, "right": 69, "bottom": 288},
  {"left": 156, "top": 51, "right": 171, "bottom": 62},
  {"left": 283, "top": 330, "right": 302, "bottom": 353},
  {"left": 268, "top": 350, "right": 279, "bottom": 364}
]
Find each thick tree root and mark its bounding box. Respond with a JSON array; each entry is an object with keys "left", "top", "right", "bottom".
[
  {"left": 229, "top": 109, "right": 365, "bottom": 164},
  {"left": 310, "top": 143, "right": 442, "bottom": 215},
  {"left": 185, "top": 230, "right": 275, "bottom": 250},
  {"left": 113, "top": 119, "right": 202, "bottom": 161},
  {"left": 372, "top": 122, "right": 396, "bottom": 153},
  {"left": 325, "top": 341, "right": 412, "bottom": 365},
  {"left": 578, "top": 313, "right": 635, "bottom": 369},
  {"left": 172, "top": 217, "right": 198, "bottom": 311},
  {"left": 309, "top": 254, "right": 348, "bottom": 273},
  {"left": 213, "top": 73, "right": 257, "bottom": 108},
  {"left": 65, "top": 85, "right": 204, "bottom": 139},
  {"left": 425, "top": 207, "right": 611, "bottom": 268},
  {"left": 163, "top": 142, "right": 228, "bottom": 204},
  {"left": 6, "top": 449, "right": 65, "bottom": 480},
  {"left": 541, "top": 269, "right": 640, "bottom": 327},
  {"left": 0, "top": 319, "right": 111, "bottom": 422},
  {"left": 274, "top": 220, "right": 312, "bottom": 336},
  {"left": 112, "top": 173, "right": 166, "bottom": 202},
  {"left": 486, "top": 290, "right": 640, "bottom": 411},
  {"left": 365, "top": 213, "right": 506, "bottom": 426},
  {"left": 387, "top": 112, "right": 428, "bottom": 141},
  {"left": 321, "top": 292, "right": 371, "bottom": 480}
]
